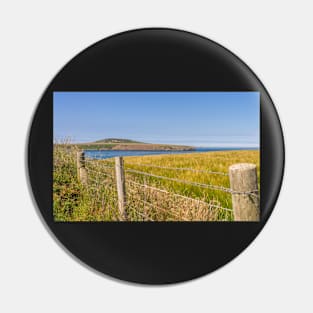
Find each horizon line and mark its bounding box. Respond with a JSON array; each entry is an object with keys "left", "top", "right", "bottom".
[{"left": 54, "top": 138, "right": 259, "bottom": 149}]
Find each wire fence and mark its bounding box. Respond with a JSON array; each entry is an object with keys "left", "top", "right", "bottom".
[
  {"left": 83, "top": 158, "right": 119, "bottom": 220},
  {"left": 78, "top": 152, "right": 260, "bottom": 221},
  {"left": 124, "top": 161, "right": 229, "bottom": 176}
]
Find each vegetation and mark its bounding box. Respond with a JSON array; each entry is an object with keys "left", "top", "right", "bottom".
[
  {"left": 60, "top": 138, "right": 195, "bottom": 151},
  {"left": 53, "top": 145, "right": 260, "bottom": 222},
  {"left": 94, "top": 138, "right": 144, "bottom": 144}
]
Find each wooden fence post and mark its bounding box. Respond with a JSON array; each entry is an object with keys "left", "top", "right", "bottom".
[
  {"left": 115, "top": 156, "right": 127, "bottom": 221},
  {"left": 76, "top": 151, "right": 87, "bottom": 185},
  {"left": 229, "top": 163, "right": 260, "bottom": 221}
]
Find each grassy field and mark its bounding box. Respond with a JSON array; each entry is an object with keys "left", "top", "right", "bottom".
[{"left": 53, "top": 145, "right": 260, "bottom": 222}]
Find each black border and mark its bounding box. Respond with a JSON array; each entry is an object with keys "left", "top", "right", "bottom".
[{"left": 27, "top": 28, "right": 285, "bottom": 284}]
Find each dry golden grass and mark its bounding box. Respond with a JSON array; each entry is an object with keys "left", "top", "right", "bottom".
[{"left": 53, "top": 145, "right": 259, "bottom": 222}]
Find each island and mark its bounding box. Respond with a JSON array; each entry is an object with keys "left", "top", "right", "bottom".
[{"left": 74, "top": 138, "right": 195, "bottom": 151}]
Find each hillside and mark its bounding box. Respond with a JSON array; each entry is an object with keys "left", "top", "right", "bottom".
[
  {"left": 94, "top": 138, "right": 144, "bottom": 144},
  {"left": 75, "top": 138, "right": 194, "bottom": 151}
]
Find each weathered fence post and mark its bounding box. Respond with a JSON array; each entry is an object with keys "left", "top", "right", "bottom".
[
  {"left": 229, "top": 163, "right": 260, "bottom": 221},
  {"left": 115, "top": 156, "right": 127, "bottom": 221},
  {"left": 76, "top": 151, "right": 88, "bottom": 185}
]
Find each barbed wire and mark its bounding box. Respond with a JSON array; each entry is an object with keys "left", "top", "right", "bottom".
[
  {"left": 87, "top": 177, "right": 115, "bottom": 188},
  {"left": 87, "top": 183, "right": 116, "bottom": 193},
  {"left": 134, "top": 198, "right": 189, "bottom": 221},
  {"left": 85, "top": 161, "right": 115, "bottom": 170},
  {"left": 79, "top": 155, "right": 258, "bottom": 220},
  {"left": 86, "top": 164, "right": 258, "bottom": 198},
  {"left": 87, "top": 181, "right": 117, "bottom": 199},
  {"left": 86, "top": 168, "right": 115, "bottom": 179},
  {"left": 125, "top": 161, "right": 228, "bottom": 176},
  {"left": 125, "top": 168, "right": 258, "bottom": 197},
  {"left": 126, "top": 179, "right": 233, "bottom": 212},
  {"left": 125, "top": 168, "right": 234, "bottom": 193}
]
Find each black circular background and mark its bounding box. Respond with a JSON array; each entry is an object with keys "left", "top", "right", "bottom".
[{"left": 28, "top": 28, "right": 284, "bottom": 284}]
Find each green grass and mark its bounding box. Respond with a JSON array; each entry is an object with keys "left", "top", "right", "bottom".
[
  {"left": 94, "top": 138, "right": 143, "bottom": 144},
  {"left": 53, "top": 145, "right": 118, "bottom": 221},
  {"left": 53, "top": 145, "right": 260, "bottom": 222}
]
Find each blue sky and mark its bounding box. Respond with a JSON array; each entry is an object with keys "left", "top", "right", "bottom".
[{"left": 53, "top": 92, "right": 260, "bottom": 148}]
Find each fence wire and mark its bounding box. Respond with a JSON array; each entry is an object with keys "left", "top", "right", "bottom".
[
  {"left": 125, "top": 167, "right": 258, "bottom": 197},
  {"left": 124, "top": 161, "right": 229, "bottom": 176},
  {"left": 81, "top": 155, "right": 259, "bottom": 221},
  {"left": 126, "top": 179, "right": 233, "bottom": 212},
  {"left": 125, "top": 178, "right": 234, "bottom": 221},
  {"left": 83, "top": 159, "right": 119, "bottom": 221}
]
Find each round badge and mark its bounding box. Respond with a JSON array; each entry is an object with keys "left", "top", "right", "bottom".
[{"left": 28, "top": 28, "right": 284, "bottom": 284}]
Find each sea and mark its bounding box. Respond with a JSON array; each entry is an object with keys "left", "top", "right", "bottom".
[{"left": 84, "top": 147, "right": 257, "bottom": 160}]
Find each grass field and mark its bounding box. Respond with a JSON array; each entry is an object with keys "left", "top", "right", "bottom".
[{"left": 53, "top": 145, "right": 260, "bottom": 222}]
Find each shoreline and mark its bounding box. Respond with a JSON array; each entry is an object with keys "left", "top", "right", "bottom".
[
  {"left": 83, "top": 148, "right": 260, "bottom": 158},
  {"left": 74, "top": 143, "right": 195, "bottom": 151},
  {"left": 83, "top": 147, "right": 259, "bottom": 151}
]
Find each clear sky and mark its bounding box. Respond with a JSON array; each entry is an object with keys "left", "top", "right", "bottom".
[{"left": 53, "top": 92, "right": 260, "bottom": 148}]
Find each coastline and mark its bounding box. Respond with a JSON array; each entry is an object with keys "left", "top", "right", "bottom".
[{"left": 74, "top": 143, "right": 195, "bottom": 151}]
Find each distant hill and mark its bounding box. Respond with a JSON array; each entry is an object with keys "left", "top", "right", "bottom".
[
  {"left": 73, "top": 138, "right": 195, "bottom": 151},
  {"left": 93, "top": 138, "right": 144, "bottom": 144}
]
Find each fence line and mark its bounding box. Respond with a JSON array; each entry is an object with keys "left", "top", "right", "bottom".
[
  {"left": 77, "top": 151, "right": 260, "bottom": 221},
  {"left": 88, "top": 177, "right": 115, "bottom": 186},
  {"left": 126, "top": 179, "right": 233, "bottom": 212},
  {"left": 87, "top": 183, "right": 116, "bottom": 193},
  {"left": 124, "top": 161, "right": 228, "bottom": 176},
  {"left": 86, "top": 168, "right": 115, "bottom": 179},
  {"left": 125, "top": 168, "right": 243, "bottom": 195},
  {"left": 135, "top": 198, "right": 189, "bottom": 221},
  {"left": 85, "top": 160, "right": 115, "bottom": 170},
  {"left": 115, "top": 156, "right": 127, "bottom": 220}
]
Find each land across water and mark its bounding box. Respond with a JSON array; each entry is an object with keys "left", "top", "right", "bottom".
[
  {"left": 71, "top": 138, "right": 194, "bottom": 151},
  {"left": 70, "top": 138, "right": 258, "bottom": 155},
  {"left": 84, "top": 147, "right": 258, "bottom": 159},
  {"left": 79, "top": 143, "right": 194, "bottom": 151}
]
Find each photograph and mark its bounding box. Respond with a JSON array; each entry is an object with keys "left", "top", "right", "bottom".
[{"left": 53, "top": 91, "right": 260, "bottom": 222}]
